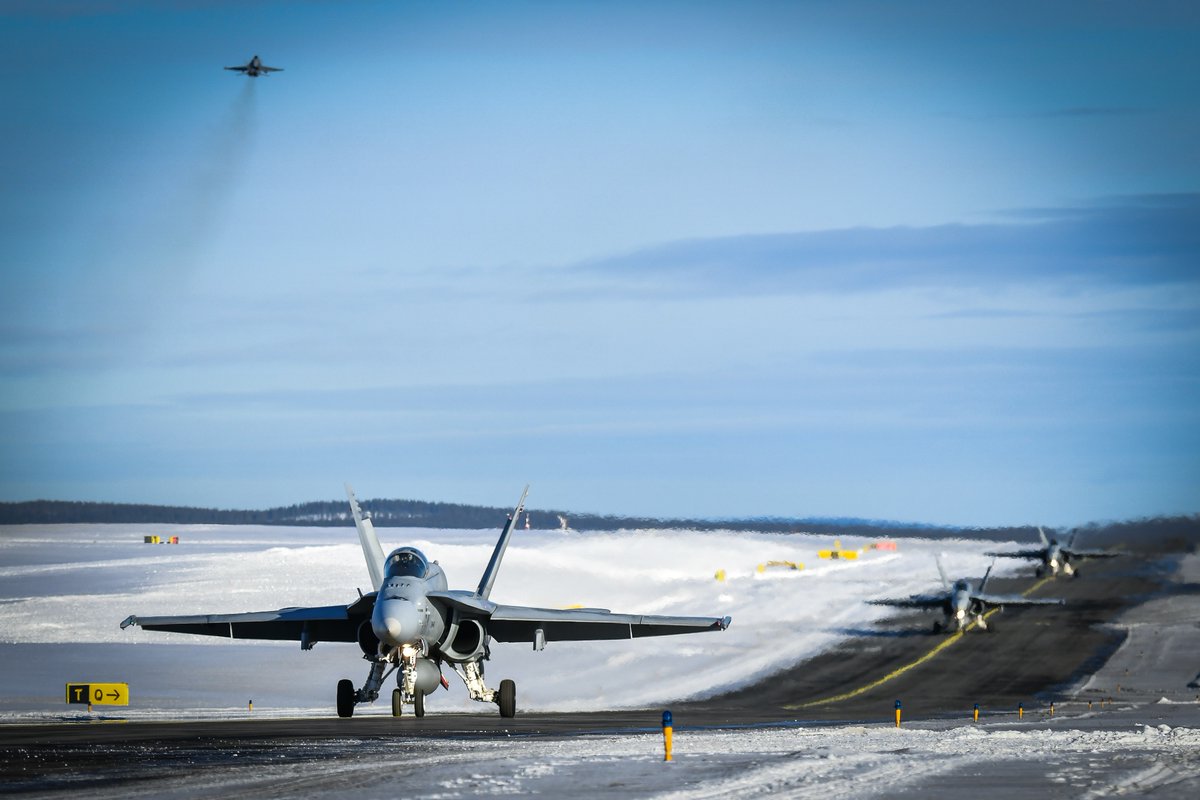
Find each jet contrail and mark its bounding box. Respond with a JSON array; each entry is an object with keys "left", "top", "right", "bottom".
[{"left": 106, "top": 79, "right": 259, "bottom": 347}]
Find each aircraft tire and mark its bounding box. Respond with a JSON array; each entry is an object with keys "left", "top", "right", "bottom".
[
  {"left": 498, "top": 679, "right": 516, "bottom": 718},
  {"left": 1035, "top": 567, "right": 1045, "bottom": 578},
  {"left": 1072, "top": 569, "right": 1081, "bottom": 579},
  {"left": 987, "top": 621, "right": 997, "bottom": 634},
  {"left": 337, "top": 679, "right": 355, "bottom": 718},
  {"left": 931, "top": 621, "right": 943, "bottom": 635},
  {"left": 391, "top": 689, "right": 403, "bottom": 717},
  {"left": 415, "top": 690, "right": 425, "bottom": 718}
]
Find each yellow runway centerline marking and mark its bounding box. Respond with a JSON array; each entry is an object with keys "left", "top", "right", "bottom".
[{"left": 785, "top": 574, "right": 1055, "bottom": 710}]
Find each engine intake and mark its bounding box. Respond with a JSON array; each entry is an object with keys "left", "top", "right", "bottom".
[
  {"left": 439, "top": 616, "right": 486, "bottom": 663},
  {"left": 357, "top": 619, "right": 380, "bottom": 656}
]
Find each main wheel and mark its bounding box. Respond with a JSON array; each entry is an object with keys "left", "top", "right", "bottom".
[
  {"left": 391, "top": 688, "right": 403, "bottom": 717},
  {"left": 986, "top": 621, "right": 997, "bottom": 634},
  {"left": 498, "top": 679, "right": 516, "bottom": 718},
  {"left": 1035, "top": 566, "right": 1045, "bottom": 578},
  {"left": 414, "top": 690, "right": 425, "bottom": 718},
  {"left": 931, "top": 620, "right": 943, "bottom": 635},
  {"left": 337, "top": 679, "right": 355, "bottom": 718}
]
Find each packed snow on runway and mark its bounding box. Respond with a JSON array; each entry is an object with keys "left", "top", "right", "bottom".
[{"left": 0, "top": 522, "right": 1023, "bottom": 717}]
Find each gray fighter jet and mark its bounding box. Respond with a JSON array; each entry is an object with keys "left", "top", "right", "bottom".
[
  {"left": 985, "top": 526, "right": 1121, "bottom": 578},
  {"left": 868, "top": 556, "right": 1063, "bottom": 634},
  {"left": 122, "top": 485, "right": 730, "bottom": 719},
  {"left": 225, "top": 55, "right": 282, "bottom": 77}
]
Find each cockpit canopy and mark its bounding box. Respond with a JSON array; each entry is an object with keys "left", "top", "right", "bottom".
[{"left": 385, "top": 547, "right": 429, "bottom": 579}]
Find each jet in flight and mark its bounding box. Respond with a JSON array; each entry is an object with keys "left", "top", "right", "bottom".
[
  {"left": 985, "top": 527, "right": 1121, "bottom": 578},
  {"left": 869, "top": 556, "right": 1063, "bottom": 634},
  {"left": 225, "top": 55, "right": 282, "bottom": 77},
  {"left": 122, "top": 485, "right": 730, "bottom": 718}
]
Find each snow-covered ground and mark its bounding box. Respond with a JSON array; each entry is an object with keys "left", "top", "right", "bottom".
[
  {"left": 0, "top": 523, "right": 1018, "bottom": 716},
  {"left": 3, "top": 525, "right": 1199, "bottom": 797}
]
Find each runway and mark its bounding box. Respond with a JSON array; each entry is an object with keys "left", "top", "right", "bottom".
[{"left": 3, "top": 545, "right": 1196, "bottom": 797}]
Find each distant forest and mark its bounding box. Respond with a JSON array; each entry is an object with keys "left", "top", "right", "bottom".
[{"left": 1, "top": 498, "right": 1197, "bottom": 549}]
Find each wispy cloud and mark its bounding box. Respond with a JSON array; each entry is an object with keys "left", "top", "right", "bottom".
[{"left": 572, "top": 194, "right": 1200, "bottom": 296}]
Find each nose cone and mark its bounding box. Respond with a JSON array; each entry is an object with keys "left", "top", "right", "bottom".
[{"left": 372, "top": 598, "right": 422, "bottom": 646}]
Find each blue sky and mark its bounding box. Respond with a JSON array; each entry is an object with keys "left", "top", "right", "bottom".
[{"left": 1, "top": 1, "right": 1198, "bottom": 526}]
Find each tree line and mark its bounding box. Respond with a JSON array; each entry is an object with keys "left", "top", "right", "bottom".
[{"left": 0, "top": 499, "right": 1195, "bottom": 550}]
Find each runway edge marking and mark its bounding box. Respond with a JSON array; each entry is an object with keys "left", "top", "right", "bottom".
[{"left": 785, "top": 575, "right": 1055, "bottom": 710}]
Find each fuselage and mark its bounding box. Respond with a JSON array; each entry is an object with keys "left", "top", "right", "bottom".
[
  {"left": 1042, "top": 542, "right": 1076, "bottom": 575},
  {"left": 948, "top": 581, "right": 974, "bottom": 628},
  {"left": 370, "top": 547, "right": 448, "bottom": 651}
]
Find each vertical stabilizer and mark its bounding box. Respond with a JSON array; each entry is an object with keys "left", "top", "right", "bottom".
[
  {"left": 978, "top": 558, "right": 995, "bottom": 593},
  {"left": 935, "top": 554, "right": 951, "bottom": 591},
  {"left": 1037, "top": 526, "right": 1050, "bottom": 547},
  {"left": 476, "top": 486, "right": 530, "bottom": 600},
  {"left": 346, "top": 484, "right": 386, "bottom": 590}
]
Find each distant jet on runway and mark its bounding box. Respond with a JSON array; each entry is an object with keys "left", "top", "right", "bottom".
[
  {"left": 225, "top": 55, "right": 282, "bottom": 77},
  {"left": 985, "top": 527, "right": 1121, "bottom": 578},
  {"left": 122, "top": 485, "right": 729, "bottom": 719},
  {"left": 869, "top": 556, "right": 1063, "bottom": 634}
]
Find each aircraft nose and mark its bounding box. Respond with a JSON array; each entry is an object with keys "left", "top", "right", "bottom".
[{"left": 372, "top": 598, "right": 421, "bottom": 646}]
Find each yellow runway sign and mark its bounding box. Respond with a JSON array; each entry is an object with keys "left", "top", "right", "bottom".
[{"left": 66, "top": 683, "right": 129, "bottom": 706}]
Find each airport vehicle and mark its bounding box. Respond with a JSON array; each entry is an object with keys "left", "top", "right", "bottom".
[
  {"left": 985, "top": 526, "right": 1120, "bottom": 578},
  {"left": 122, "top": 486, "right": 730, "bottom": 718},
  {"left": 869, "top": 557, "right": 1063, "bottom": 633},
  {"left": 224, "top": 55, "right": 282, "bottom": 76}
]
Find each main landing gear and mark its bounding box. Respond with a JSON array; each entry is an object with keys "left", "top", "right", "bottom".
[
  {"left": 453, "top": 660, "right": 517, "bottom": 718},
  {"left": 338, "top": 653, "right": 516, "bottom": 718},
  {"left": 337, "top": 654, "right": 395, "bottom": 718},
  {"left": 497, "top": 679, "right": 516, "bottom": 718}
]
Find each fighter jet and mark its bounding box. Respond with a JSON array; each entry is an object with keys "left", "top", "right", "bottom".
[
  {"left": 225, "top": 55, "right": 282, "bottom": 77},
  {"left": 122, "top": 485, "right": 730, "bottom": 719},
  {"left": 868, "top": 556, "right": 1063, "bottom": 634},
  {"left": 985, "top": 526, "right": 1121, "bottom": 578}
]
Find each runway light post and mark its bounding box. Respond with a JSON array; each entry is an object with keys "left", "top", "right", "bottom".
[
  {"left": 1018, "top": 702, "right": 1023, "bottom": 720},
  {"left": 973, "top": 703, "right": 979, "bottom": 723},
  {"left": 894, "top": 699, "right": 902, "bottom": 728},
  {"left": 662, "top": 710, "right": 673, "bottom": 761}
]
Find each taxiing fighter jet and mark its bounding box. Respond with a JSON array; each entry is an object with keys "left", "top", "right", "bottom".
[
  {"left": 869, "top": 556, "right": 1063, "bottom": 634},
  {"left": 225, "top": 55, "right": 282, "bottom": 77},
  {"left": 122, "top": 485, "right": 730, "bottom": 719},
  {"left": 985, "top": 526, "right": 1121, "bottom": 578}
]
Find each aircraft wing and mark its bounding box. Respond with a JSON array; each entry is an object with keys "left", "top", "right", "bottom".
[
  {"left": 260, "top": 66, "right": 283, "bottom": 72},
  {"left": 867, "top": 594, "right": 946, "bottom": 609},
  {"left": 982, "top": 549, "right": 1045, "bottom": 560},
  {"left": 1064, "top": 549, "right": 1121, "bottom": 559},
  {"left": 120, "top": 595, "right": 374, "bottom": 646},
  {"left": 224, "top": 66, "right": 249, "bottom": 72},
  {"left": 972, "top": 592, "right": 1064, "bottom": 608},
  {"left": 484, "top": 604, "right": 730, "bottom": 643}
]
